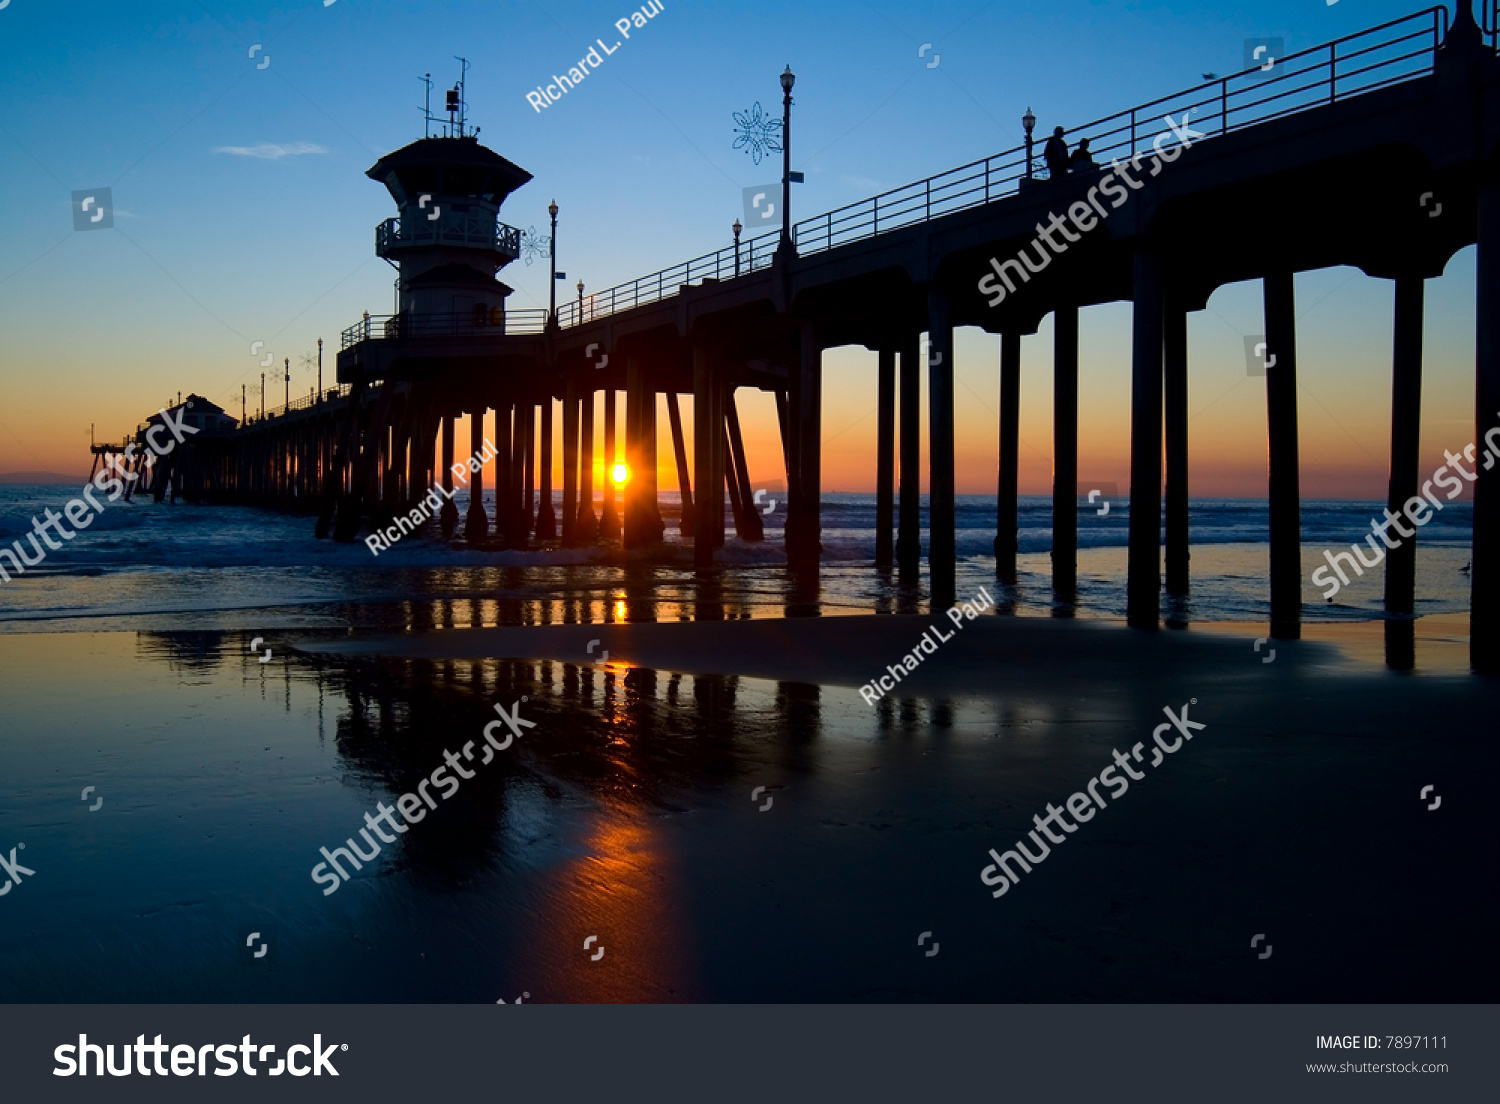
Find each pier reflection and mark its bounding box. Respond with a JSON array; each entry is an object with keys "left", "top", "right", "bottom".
[
  {"left": 1384, "top": 618, "right": 1415, "bottom": 671},
  {"left": 319, "top": 648, "right": 844, "bottom": 999}
]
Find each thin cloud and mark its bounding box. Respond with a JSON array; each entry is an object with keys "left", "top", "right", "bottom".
[{"left": 212, "top": 142, "right": 327, "bottom": 160}]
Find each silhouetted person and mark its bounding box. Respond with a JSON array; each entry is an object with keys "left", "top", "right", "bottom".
[
  {"left": 1044, "top": 126, "right": 1069, "bottom": 177},
  {"left": 1069, "top": 138, "right": 1095, "bottom": 171}
]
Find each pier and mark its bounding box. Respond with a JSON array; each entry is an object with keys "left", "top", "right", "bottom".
[{"left": 138, "top": 4, "right": 1500, "bottom": 670}]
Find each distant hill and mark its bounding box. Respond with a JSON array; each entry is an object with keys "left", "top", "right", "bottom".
[{"left": 0, "top": 471, "right": 91, "bottom": 485}]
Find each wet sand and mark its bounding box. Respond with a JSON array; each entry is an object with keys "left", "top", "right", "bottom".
[
  {"left": 2, "top": 618, "right": 1494, "bottom": 1003},
  {"left": 299, "top": 610, "right": 1361, "bottom": 694},
  {"left": 296, "top": 612, "right": 1496, "bottom": 1001}
]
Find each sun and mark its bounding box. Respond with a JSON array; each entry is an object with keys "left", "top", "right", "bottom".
[{"left": 610, "top": 462, "right": 629, "bottom": 485}]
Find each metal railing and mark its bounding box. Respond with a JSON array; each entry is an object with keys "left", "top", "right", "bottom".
[
  {"left": 247, "top": 384, "right": 353, "bottom": 426},
  {"left": 375, "top": 215, "right": 522, "bottom": 259},
  {"left": 552, "top": 232, "right": 781, "bottom": 328},
  {"left": 342, "top": 6, "right": 1454, "bottom": 346},
  {"left": 342, "top": 314, "right": 388, "bottom": 349},
  {"left": 789, "top": 6, "right": 1448, "bottom": 255},
  {"left": 340, "top": 309, "right": 552, "bottom": 349},
  {"left": 505, "top": 308, "right": 551, "bottom": 334}
]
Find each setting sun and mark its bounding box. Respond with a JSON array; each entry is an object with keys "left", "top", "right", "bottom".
[{"left": 610, "top": 461, "right": 629, "bottom": 485}]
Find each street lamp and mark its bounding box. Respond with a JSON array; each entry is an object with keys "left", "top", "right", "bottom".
[
  {"left": 548, "top": 199, "right": 560, "bottom": 328},
  {"left": 732, "top": 218, "right": 742, "bottom": 275},
  {"left": 576, "top": 278, "right": 585, "bottom": 323},
  {"left": 779, "top": 64, "right": 795, "bottom": 256},
  {"left": 1022, "top": 107, "right": 1036, "bottom": 180},
  {"left": 316, "top": 337, "right": 323, "bottom": 399},
  {"left": 284, "top": 357, "right": 290, "bottom": 412}
]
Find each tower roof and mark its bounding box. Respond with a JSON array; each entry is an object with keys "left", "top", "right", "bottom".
[
  {"left": 366, "top": 136, "right": 533, "bottom": 207},
  {"left": 406, "top": 264, "right": 514, "bottom": 293}
]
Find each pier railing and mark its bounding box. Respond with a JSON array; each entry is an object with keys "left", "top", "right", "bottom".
[
  {"left": 565, "top": 6, "right": 1449, "bottom": 319},
  {"left": 340, "top": 6, "right": 1454, "bottom": 345},
  {"left": 245, "top": 384, "right": 353, "bottom": 426},
  {"left": 340, "top": 308, "right": 553, "bottom": 349},
  {"left": 553, "top": 231, "right": 780, "bottom": 328},
  {"left": 505, "top": 308, "right": 552, "bottom": 334}
]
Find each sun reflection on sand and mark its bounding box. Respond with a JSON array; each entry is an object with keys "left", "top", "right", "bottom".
[{"left": 513, "top": 779, "right": 696, "bottom": 1001}]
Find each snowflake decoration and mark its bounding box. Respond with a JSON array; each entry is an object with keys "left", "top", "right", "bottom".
[
  {"left": 519, "top": 226, "right": 552, "bottom": 267},
  {"left": 732, "top": 102, "right": 783, "bottom": 166}
]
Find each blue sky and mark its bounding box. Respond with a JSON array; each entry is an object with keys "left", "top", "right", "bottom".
[{"left": 0, "top": 0, "right": 1479, "bottom": 494}]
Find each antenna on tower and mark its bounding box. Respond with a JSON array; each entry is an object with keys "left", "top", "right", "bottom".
[
  {"left": 420, "top": 72, "right": 434, "bottom": 138},
  {"left": 447, "top": 56, "right": 471, "bottom": 138}
]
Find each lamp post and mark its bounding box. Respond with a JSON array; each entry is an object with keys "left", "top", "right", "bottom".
[
  {"left": 284, "top": 358, "right": 290, "bottom": 412},
  {"left": 778, "top": 64, "right": 795, "bottom": 256},
  {"left": 576, "top": 278, "right": 585, "bottom": 323},
  {"left": 548, "top": 199, "right": 560, "bottom": 328},
  {"left": 1022, "top": 107, "right": 1036, "bottom": 180},
  {"left": 316, "top": 337, "right": 323, "bottom": 399},
  {"left": 733, "top": 218, "right": 742, "bottom": 275}
]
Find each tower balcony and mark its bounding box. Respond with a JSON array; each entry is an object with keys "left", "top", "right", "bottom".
[{"left": 375, "top": 214, "right": 522, "bottom": 261}]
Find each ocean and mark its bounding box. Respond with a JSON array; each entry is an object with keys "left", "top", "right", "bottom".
[{"left": 0, "top": 483, "right": 1475, "bottom": 631}]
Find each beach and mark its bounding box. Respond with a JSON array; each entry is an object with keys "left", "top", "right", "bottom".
[
  {"left": 0, "top": 479, "right": 1493, "bottom": 1003},
  {"left": 9, "top": 4, "right": 1500, "bottom": 1091},
  {"left": 0, "top": 602, "right": 1492, "bottom": 1003}
]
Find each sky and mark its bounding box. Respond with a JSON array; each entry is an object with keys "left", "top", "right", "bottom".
[{"left": 0, "top": 0, "right": 1482, "bottom": 496}]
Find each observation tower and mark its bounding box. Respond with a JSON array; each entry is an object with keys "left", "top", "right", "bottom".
[{"left": 367, "top": 61, "right": 533, "bottom": 339}]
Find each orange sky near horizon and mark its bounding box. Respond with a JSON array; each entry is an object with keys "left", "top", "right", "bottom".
[{"left": 0, "top": 260, "right": 1484, "bottom": 501}]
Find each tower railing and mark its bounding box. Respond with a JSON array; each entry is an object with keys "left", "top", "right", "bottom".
[{"left": 375, "top": 215, "right": 522, "bottom": 259}]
